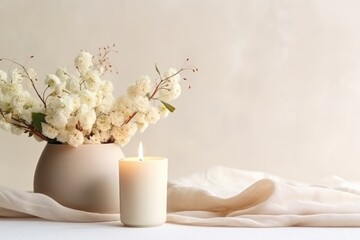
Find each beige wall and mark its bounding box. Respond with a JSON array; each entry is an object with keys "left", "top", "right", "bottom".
[{"left": 1, "top": 0, "right": 360, "bottom": 190}]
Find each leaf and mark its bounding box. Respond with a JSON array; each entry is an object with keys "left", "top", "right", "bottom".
[
  {"left": 160, "top": 101, "right": 176, "bottom": 113},
  {"left": 32, "top": 112, "right": 46, "bottom": 132},
  {"left": 155, "top": 63, "right": 161, "bottom": 76}
]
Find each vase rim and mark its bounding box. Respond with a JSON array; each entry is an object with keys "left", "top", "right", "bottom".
[{"left": 46, "top": 143, "right": 120, "bottom": 147}]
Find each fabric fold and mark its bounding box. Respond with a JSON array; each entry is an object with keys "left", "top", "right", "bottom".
[
  {"left": 167, "top": 166, "right": 360, "bottom": 226},
  {"left": 0, "top": 186, "right": 118, "bottom": 222},
  {"left": 167, "top": 179, "right": 275, "bottom": 215}
]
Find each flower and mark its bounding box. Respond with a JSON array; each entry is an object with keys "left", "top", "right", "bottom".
[{"left": 0, "top": 47, "right": 197, "bottom": 147}]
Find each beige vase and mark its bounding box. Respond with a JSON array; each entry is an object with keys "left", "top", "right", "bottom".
[{"left": 33, "top": 143, "right": 124, "bottom": 213}]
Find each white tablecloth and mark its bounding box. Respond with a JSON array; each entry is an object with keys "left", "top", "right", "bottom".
[{"left": 1, "top": 219, "right": 360, "bottom": 240}]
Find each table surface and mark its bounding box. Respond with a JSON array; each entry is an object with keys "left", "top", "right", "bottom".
[{"left": 1, "top": 218, "right": 360, "bottom": 240}]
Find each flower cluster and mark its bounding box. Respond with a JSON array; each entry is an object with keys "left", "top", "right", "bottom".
[{"left": 0, "top": 48, "right": 197, "bottom": 147}]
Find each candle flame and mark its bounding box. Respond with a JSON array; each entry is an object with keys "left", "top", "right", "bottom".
[{"left": 138, "top": 141, "right": 143, "bottom": 161}]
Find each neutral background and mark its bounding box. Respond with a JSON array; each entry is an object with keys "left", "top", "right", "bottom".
[{"left": 1, "top": 0, "right": 360, "bottom": 190}]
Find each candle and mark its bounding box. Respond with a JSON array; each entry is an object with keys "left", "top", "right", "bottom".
[{"left": 119, "top": 142, "right": 168, "bottom": 227}]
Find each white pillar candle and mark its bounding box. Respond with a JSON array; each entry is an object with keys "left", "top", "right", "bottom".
[{"left": 119, "top": 144, "right": 168, "bottom": 227}]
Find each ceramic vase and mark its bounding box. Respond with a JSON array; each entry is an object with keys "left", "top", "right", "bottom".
[{"left": 33, "top": 143, "right": 124, "bottom": 213}]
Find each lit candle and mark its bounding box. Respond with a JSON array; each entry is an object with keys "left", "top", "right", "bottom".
[{"left": 119, "top": 142, "right": 168, "bottom": 227}]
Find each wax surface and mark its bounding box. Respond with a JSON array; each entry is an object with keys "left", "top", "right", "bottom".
[{"left": 119, "top": 157, "right": 168, "bottom": 227}]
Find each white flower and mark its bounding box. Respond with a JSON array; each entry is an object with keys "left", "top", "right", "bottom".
[
  {"left": 158, "top": 68, "right": 182, "bottom": 101},
  {"left": 95, "top": 114, "right": 112, "bottom": 131},
  {"left": 18, "top": 111, "right": 32, "bottom": 124},
  {"left": 112, "top": 96, "right": 135, "bottom": 122},
  {"left": 127, "top": 85, "right": 139, "bottom": 99},
  {"left": 127, "top": 76, "right": 151, "bottom": 99},
  {"left": 111, "top": 123, "right": 137, "bottom": 146},
  {"left": 45, "top": 74, "right": 66, "bottom": 95},
  {"left": 100, "top": 81, "right": 113, "bottom": 95},
  {"left": 79, "top": 90, "right": 97, "bottom": 109},
  {"left": 136, "top": 121, "right": 149, "bottom": 132},
  {"left": 164, "top": 68, "right": 180, "bottom": 83},
  {"left": 145, "top": 106, "right": 160, "bottom": 124},
  {"left": 158, "top": 105, "right": 170, "bottom": 118},
  {"left": 20, "top": 99, "right": 43, "bottom": 123},
  {"left": 159, "top": 82, "right": 181, "bottom": 101},
  {"left": 26, "top": 68, "right": 37, "bottom": 80},
  {"left": 0, "top": 69, "right": 7, "bottom": 82},
  {"left": 45, "top": 74, "right": 60, "bottom": 86},
  {"left": 67, "top": 128, "right": 84, "bottom": 147},
  {"left": 66, "top": 75, "right": 80, "bottom": 92},
  {"left": 10, "top": 92, "right": 31, "bottom": 111},
  {"left": 45, "top": 112, "right": 68, "bottom": 129},
  {"left": 109, "top": 111, "right": 125, "bottom": 127},
  {"left": 2, "top": 88, "right": 39, "bottom": 124},
  {"left": 56, "top": 129, "right": 69, "bottom": 143},
  {"left": 10, "top": 125, "right": 23, "bottom": 135},
  {"left": 75, "top": 51, "right": 93, "bottom": 74},
  {"left": 132, "top": 96, "right": 150, "bottom": 113},
  {"left": 83, "top": 70, "right": 102, "bottom": 91},
  {"left": 1, "top": 82, "right": 23, "bottom": 96},
  {"left": 11, "top": 68, "right": 24, "bottom": 84},
  {"left": 137, "top": 76, "right": 152, "bottom": 93},
  {"left": 41, "top": 123, "right": 58, "bottom": 139},
  {"left": 125, "top": 122, "right": 137, "bottom": 137},
  {"left": 76, "top": 104, "right": 97, "bottom": 131},
  {"left": 56, "top": 67, "right": 68, "bottom": 81},
  {"left": 0, "top": 120, "right": 11, "bottom": 131},
  {"left": 2, "top": 113, "right": 12, "bottom": 122},
  {"left": 113, "top": 96, "right": 134, "bottom": 111},
  {"left": 69, "top": 94, "right": 81, "bottom": 110},
  {"left": 134, "top": 113, "right": 149, "bottom": 132},
  {"left": 110, "top": 126, "right": 126, "bottom": 144},
  {"left": 96, "top": 94, "right": 114, "bottom": 114},
  {"left": 46, "top": 95, "right": 74, "bottom": 117}
]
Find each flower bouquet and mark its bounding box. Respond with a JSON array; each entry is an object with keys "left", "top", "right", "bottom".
[{"left": 0, "top": 46, "right": 197, "bottom": 147}]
